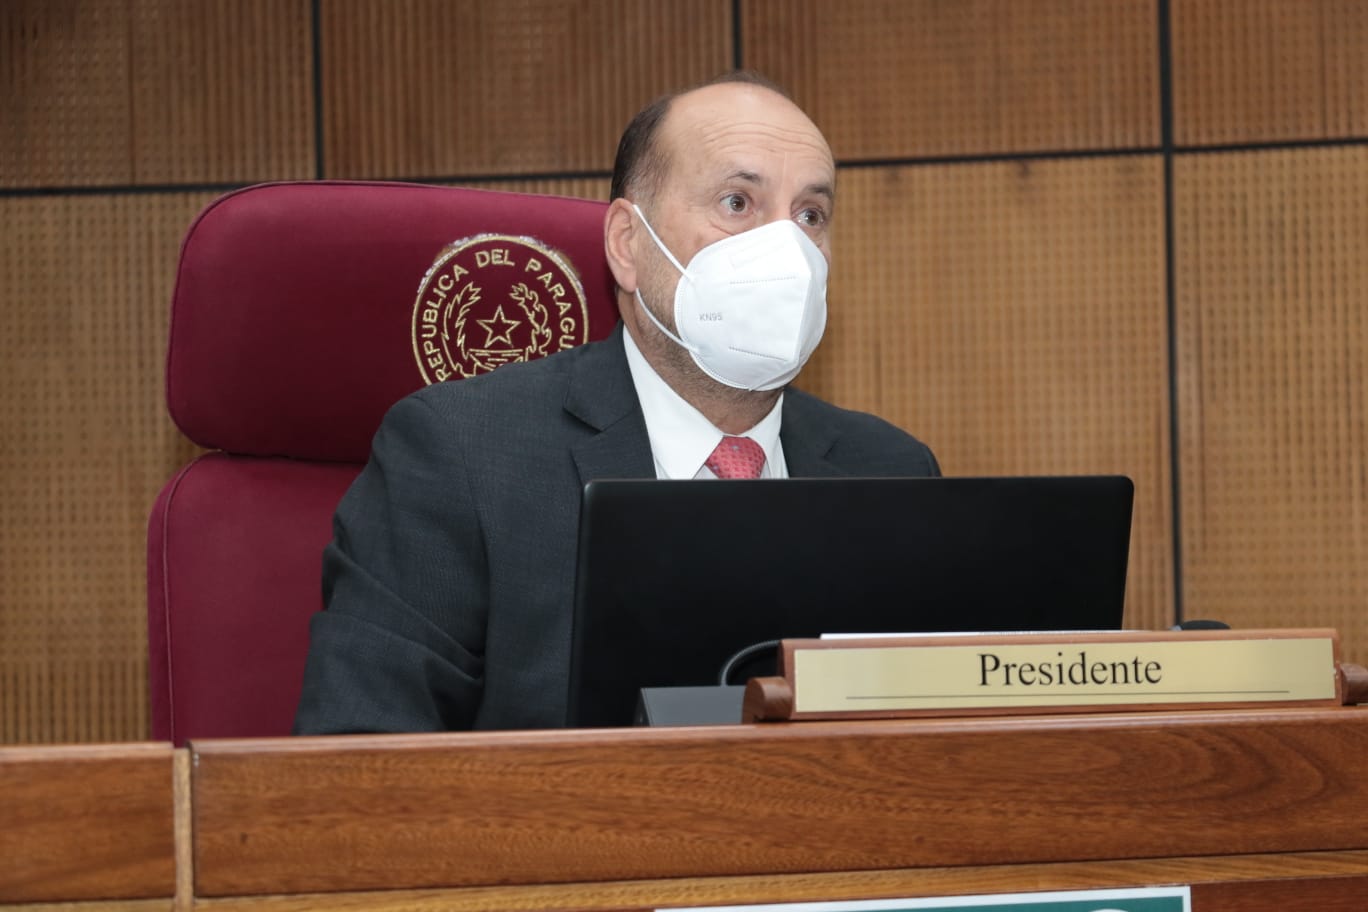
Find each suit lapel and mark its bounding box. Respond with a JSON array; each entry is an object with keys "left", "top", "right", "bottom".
[
  {"left": 564, "top": 325, "right": 656, "bottom": 483},
  {"left": 780, "top": 389, "right": 847, "bottom": 477}
]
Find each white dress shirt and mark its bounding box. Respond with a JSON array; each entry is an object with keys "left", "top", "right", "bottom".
[{"left": 622, "top": 329, "right": 787, "bottom": 480}]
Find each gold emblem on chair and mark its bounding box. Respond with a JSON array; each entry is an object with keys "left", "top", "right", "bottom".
[{"left": 412, "top": 234, "right": 590, "bottom": 384}]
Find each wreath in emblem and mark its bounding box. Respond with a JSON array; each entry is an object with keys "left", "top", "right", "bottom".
[{"left": 511, "top": 282, "right": 553, "bottom": 357}]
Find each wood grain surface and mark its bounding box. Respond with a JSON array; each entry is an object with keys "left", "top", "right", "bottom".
[
  {"left": 0, "top": 902, "right": 171, "bottom": 912},
  {"left": 1191, "top": 874, "right": 1368, "bottom": 911},
  {"left": 0, "top": 743, "right": 176, "bottom": 903},
  {"left": 185, "top": 852, "right": 1368, "bottom": 912},
  {"left": 191, "top": 708, "right": 1368, "bottom": 897}
]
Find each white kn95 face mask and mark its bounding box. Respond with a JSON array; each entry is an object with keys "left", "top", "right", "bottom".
[{"left": 631, "top": 204, "right": 828, "bottom": 391}]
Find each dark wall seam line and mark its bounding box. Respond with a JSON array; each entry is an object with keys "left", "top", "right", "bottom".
[
  {"left": 7, "top": 138, "right": 1367, "bottom": 201},
  {"left": 1159, "top": 0, "right": 1185, "bottom": 625},
  {"left": 0, "top": 173, "right": 617, "bottom": 199},
  {"left": 732, "top": 0, "right": 743, "bottom": 70},
  {"left": 1175, "top": 135, "right": 1368, "bottom": 155},
  {"left": 0, "top": 182, "right": 255, "bottom": 199}
]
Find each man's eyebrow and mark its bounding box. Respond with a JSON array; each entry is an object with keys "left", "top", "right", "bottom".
[
  {"left": 721, "top": 171, "right": 835, "bottom": 203},
  {"left": 804, "top": 182, "right": 835, "bottom": 203},
  {"left": 723, "top": 169, "right": 764, "bottom": 185}
]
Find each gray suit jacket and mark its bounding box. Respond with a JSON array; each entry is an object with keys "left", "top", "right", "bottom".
[{"left": 294, "top": 326, "right": 939, "bottom": 733}]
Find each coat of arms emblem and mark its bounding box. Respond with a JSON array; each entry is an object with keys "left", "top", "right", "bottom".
[{"left": 412, "top": 234, "right": 590, "bottom": 383}]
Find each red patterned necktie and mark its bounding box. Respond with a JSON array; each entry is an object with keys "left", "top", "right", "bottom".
[{"left": 705, "top": 436, "right": 766, "bottom": 479}]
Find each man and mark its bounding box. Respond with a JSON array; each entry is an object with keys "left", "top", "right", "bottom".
[{"left": 293, "top": 73, "right": 938, "bottom": 734}]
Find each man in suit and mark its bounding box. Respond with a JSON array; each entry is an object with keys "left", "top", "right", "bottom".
[{"left": 293, "top": 72, "right": 938, "bottom": 733}]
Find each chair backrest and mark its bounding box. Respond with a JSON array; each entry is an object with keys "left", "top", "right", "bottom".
[{"left": 148, "top": 181, "right": 618, "bottom": 744}]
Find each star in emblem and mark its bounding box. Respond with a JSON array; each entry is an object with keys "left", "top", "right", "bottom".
[{"left": 476, "top": 305, "right": 520, "bottom": 348}]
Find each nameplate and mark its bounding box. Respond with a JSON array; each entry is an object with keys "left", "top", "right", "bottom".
[{"left": 780, "top": 629, "right": 1341, "bottom": 720}]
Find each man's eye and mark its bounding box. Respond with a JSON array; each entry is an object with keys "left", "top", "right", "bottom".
[
  {"left": 723, "top": 193, "right": 748, "bottom": 213},
  {"left": 796, "top": 208, "right": 827, "bottom": 227}
]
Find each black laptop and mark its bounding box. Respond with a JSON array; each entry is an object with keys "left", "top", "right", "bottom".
[{"left": 566, "top": 475, "right": 1134, "bottom": 727}]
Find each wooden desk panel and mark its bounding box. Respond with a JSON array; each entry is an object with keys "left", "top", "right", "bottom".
[
  {"left": 0, "top": 743, "right": 176, "bottom": 903},
  {"left": 185, "top": 851, "right": 1368, "bottom": 911},
  {"left": 190, "top": 707, "right": 1368, "bottom": 897},
  {"left": 1193, "top": 873, "right": 1368, "bottom": 912}
]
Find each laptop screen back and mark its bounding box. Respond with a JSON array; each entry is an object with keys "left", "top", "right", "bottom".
[{"left": 567, "top": 475, "right": 1134, "bottom": 727}]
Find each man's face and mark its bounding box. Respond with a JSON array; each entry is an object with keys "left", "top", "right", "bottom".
[{"left": 634, "top": 83, "right": 837, "bottom": 317}]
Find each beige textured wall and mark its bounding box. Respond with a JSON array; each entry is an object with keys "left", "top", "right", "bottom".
[{"left": 3, "top": 0, "right": 1366, "bottom": 741}]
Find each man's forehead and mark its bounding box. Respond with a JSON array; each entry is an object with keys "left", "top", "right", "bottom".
[{"left": 658, "top": 84, "right": 834, "bottom": 184}]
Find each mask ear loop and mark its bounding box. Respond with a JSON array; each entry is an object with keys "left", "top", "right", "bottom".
[
  {"left": 631, "top": 204, "right": 690, "bottom": 276},
  {"left": 629, "top": 204, "right": 700, "bottom": 354},
  {"left": 633, "top": 291, "right": 697, "bottom": 354}
]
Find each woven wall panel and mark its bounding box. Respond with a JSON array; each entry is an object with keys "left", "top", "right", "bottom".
[
  {"left": 802, "top": 158, "right": 1172, "bottom": 629},
  {"left": 473, "top": 177, "right": 610, "bottom": 202},
  {"left": 0, "top": 194, "right": 207, "bottom": 743},
  {"left": 1173, "top": 0, "right": 1368, "bottom": 145},
  {"left": 1, "top": 0, "right": 312, "bottom": 188},
  {"left": 321, "top": 0, "right": 730, "bottom": 179},
  {"left": 1, "top": 0, "right": 136, "bottom": 186},
  {"left": 128, "top": 0, "right": 314, "bottom": 183},
  {"left": 743, "top": 0, "right": 1159, "bottom": 160},
  {"left": 1175, "top": 148, "right": 1368, "bottom": 665}
]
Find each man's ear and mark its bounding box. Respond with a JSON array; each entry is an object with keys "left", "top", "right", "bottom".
[{"left": 603, "top": 198, "right": 639, "bottom": 294}]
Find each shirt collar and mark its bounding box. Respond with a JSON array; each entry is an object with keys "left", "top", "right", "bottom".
[{"left": 622, "top": 328, "right": 785, "bottom": 479}]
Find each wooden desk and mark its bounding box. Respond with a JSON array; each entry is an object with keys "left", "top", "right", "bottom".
[
  {"left": 5, "top": 711, "right": 1366, "bottom": 909},
  {"left": 0, "top": 742, "right": 177, "bottom": 909},
  {"left": 186, "top": 707, "right": 1368, "bottom": 910}
]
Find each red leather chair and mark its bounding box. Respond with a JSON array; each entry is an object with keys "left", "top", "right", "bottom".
[{"left": 148, "top": 181, "right": 619, "bottom": 745}]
